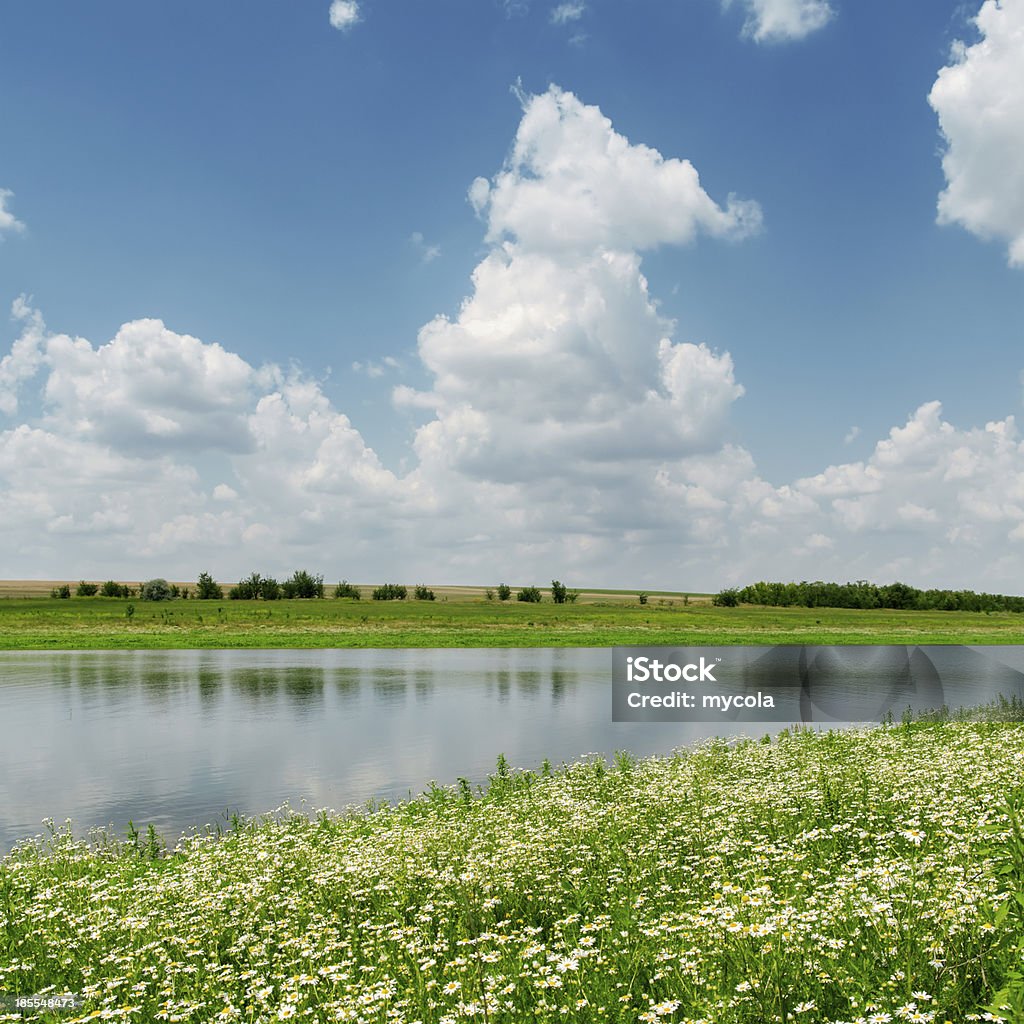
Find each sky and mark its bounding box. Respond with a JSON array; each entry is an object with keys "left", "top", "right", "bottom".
[{"left": 1, "top": 0, "right": 1023, "bottom": 591}]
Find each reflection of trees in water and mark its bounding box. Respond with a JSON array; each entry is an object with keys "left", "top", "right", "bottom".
[
  {"left": 495, "top": 669, "right": 512, "bottom": 703},
  {"left": 137, "top": 656, "right": 183, "bottom": 703},
  {"left": 515, "top": 670, "right": 542, "bottom": 695},
  {"left": 198, "top": 658, "right": 221, "bottom": 709},
  {"left": 550, "top": 669, "right": 575, "bottom": 704},
  {"left": 70, "top": 655, "right": 106, "bottom": 690},
  {"left": 48, "top": 655, "right": 73, "bottom": 690},
  {"left": 330, "top": 669, "right": 362, "bottom": 702},
  {"left": 281, "top": 667, "right": 325, "bottom": 710},
  {"left": 371, "top": 668, "right": 407, "bottom": 706},
  {"left": 229, "top": 667, "right": 280, "bottom": 704},
  {"left": 414, "top": 669, "right": 433, "bottom": 703}
]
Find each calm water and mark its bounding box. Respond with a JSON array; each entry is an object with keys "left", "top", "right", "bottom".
[{"left": 2, "top": 647, "right": 1022, "bottom": 854}]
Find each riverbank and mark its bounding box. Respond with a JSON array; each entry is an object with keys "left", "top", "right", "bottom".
[
  {"left": 2, "top": 594, "right": 1024, "bottom": 648},
  {"left": 3, "top": 722, "right": 1023, "bottom": 1022}
]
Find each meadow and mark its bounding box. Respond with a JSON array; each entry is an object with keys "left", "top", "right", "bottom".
[
  {"left": 2, "top": 589, "right": 1024, "bottom": 648},
  {"left": 2, "top": 722, "right": 1023, "bottom": 1023}
]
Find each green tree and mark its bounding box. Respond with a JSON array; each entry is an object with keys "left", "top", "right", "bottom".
[
  {"left": 140, "top": 578, "right": 172, "bottom": 601},
  {"left": 195, "top": 572, "right": 223, "bottom": 600}
]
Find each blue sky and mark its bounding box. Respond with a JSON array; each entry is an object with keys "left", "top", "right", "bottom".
[{"left": 1, "top": 0, "right": 1023, "bottom": 590}]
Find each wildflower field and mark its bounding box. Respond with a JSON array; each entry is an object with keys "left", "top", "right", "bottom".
[{"left": 3, "top": 723, "right": 1024, "bottom": 1024}]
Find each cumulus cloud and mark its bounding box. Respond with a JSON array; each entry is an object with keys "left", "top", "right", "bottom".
[
  {"left": 41, "top": 318, "right": 266, "bottom": 455},
  {"left": 473, "top": 86, "right": 761, "bottom": 253},
  {"left": 328, "top": 0, "right": 361, "bottom": 32},
  {"left": 0, "top": 189, "right": 25, "bottom": 238},
  {"left": 0, "top": 299, "right": 46, "bottom": 415},
  {"left": 724, "top": 0, "right": 833, "bottom": 43},
  {"left": 929, "top": 0, "right": 1024, "bottom": 266},
  {"left": 400, "top": 86, "right": 754, "bottom": 501}
]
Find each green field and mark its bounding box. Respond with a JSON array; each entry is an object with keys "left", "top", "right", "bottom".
[
  {"left": 1, "top": 592, "right": 1023, "bottom": 648},
  {"left": 4, "top": 722, "right": 1024, "bottom": 1022}
]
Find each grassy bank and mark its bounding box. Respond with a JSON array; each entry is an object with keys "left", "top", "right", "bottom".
[
  {"left": 2, "top": 595, "right": 1024, "bottom": 648},
  {"left": 3, "top": 723, "right": 1024, "bottom": 1022}
]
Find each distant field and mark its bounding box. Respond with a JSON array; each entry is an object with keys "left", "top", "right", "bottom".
[{"left": 1, "top": 584, "right": 1022, "bottom": 648}]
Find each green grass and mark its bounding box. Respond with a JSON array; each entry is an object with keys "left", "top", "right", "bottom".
[
  {"left": 1, "top": 596, "right": 1023, "bottom": 648},
  {"left": 4, "top": 722, "right": 1024, "bottom": 1022}
]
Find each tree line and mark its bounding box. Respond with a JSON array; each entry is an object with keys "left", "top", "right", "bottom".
[
  {"left": 713, "top": 579, "right": 1024, "bottom": 613},
  {"left": 50, "top": 573, "right": 579, "bottom": 603}
]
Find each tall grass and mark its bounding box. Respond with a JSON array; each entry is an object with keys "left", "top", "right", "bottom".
[{"left": 2, "top": 722, "right": 1024, "bottom": 1022}]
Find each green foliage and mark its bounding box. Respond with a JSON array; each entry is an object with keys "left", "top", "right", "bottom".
[
  {"left": 712, "top": 587, "right": 740, "bottom": 607},
  {"left": 280, "top": 570, "right": 324, "bottom": 599},
  {"left": 485, "top": 588, "right": 495, "bottom": 601},
  {"left": 414, "top": 584, "right": 435, "bottom": 601},
  {"left": 259, "top": 577, "right": 280, "bottom": 601},
  {"left": 50, "top": 584, "right": 71, "bottom": 599},
  {"left": 517, "top": 586, "right": 542, "bottom": 603},
  {"left": 140, "top": 578, "right": 172, "bottom": 602},
  {"left": 638, "top": 592, "right": 648, "bottom": 605},
  {"left": 75, "top": 581, "right": 98, "bottom": 597},
  {"left": 333, "top": 580, "right": 361, "bottom": 600},
  {"left": 550, "top": 580, "right": 567, "bottom": 604},
  {"left": 195, "top": 572, "right": 223, "bottom": 601},
  {"left": 373, "top": 583, "right": 408, "bottom": 601},
  {"left": 497, "top": 583, "right": 512, "bottom": 601},
  {"left": 230, "top": 572, "right": 263, "bottom": 601},
  {"left": 720, "top": 578, "right": 1024, "bottom": 613}
]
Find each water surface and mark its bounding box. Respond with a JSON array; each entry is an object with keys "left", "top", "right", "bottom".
[{"left": 2, "top": 646, "right": 1021, "bottom": 854}]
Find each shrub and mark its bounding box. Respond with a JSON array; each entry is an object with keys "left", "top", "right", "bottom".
[
  {"left": 334, "top": 580, "right": 361, "bottom": 600},
  {"left": 638, "top": 592, "right": 648, "bottom": 605},
  {"left": 566, "top": 590, "right": 579, "bottom": 604},
  {"left": 195, "top": 572, "right": 223, "bottom": 601},
  {"left": 140, "top": 578, "right": 172, "bottom": 602},
  {"left": 414, "top": 585, "right": 435, "bottom": 601},
  {"left": 551, "top": 580, "right": 568, "bottom": 604},
  {"left": 372, "top": 583, "right": 407, "bottom": 601},
  {"left": 712, "top": 588, "right": 740, "bottom": 607},
  {"left": 76, "top": 581, "right": 98, "bottom": 597},
  {"left": 231, "top": 573, "right": 262, "bottom": 601},
  {"left": 50, "top": 584, "right": 71, "bottom": 599},
  {"left": 281, "top": 570, "right": 324, "bottom": 599},
  {"left": 485, "top": 589, "right": 495, "bottom": 601},
  {"left": 517, "top": 586, "right": 542, "bottom": 603},
  {"left": 259, "top": 577, "right": 280, "bottom": 601},
  {"left": 497, "top": 584, "right": 512, "bottom": 601},
  {"left": 100, "top": 580, "right": 127, "bottom": 598}
]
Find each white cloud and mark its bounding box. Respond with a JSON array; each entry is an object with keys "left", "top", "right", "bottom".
[
  {"left": 41, "top": 317, "right": 264, "bottom": 454},
  {"left": 725, "top": 0, "right": 833, "bottom": 43},
  {"left": 410, "top": 231, "right": 441, "bottom": 264},
  {"left": 929, "top": 0, "right": 1024, "bottom": 266},
  {"left": 844, "top": 425, "right": 860, "bottom": 444},
  {"left": 477, "top": 86, "right": 761, "bottom": 253},
  {"left": 0, "top": 189, "right": 25, "bottom": 238},
  {"left": 551, "top": 2, "right": 586, "bottom": 24},
  {"left": 401, "top": 86, "right": 754, "bottom": 498},
  {"left": 0, "top": 298, "right": 46, "bottom": 415},
  {"left": 329, "top": 0, "right": 361, "bottom": 32}
]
